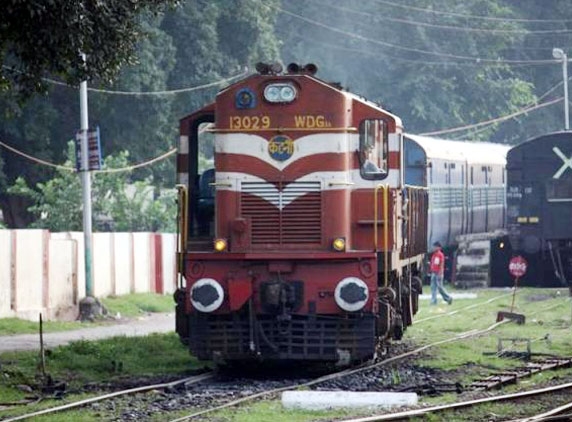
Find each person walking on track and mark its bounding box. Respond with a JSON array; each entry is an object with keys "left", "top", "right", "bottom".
[{"left": 429, "top": 241, "right": 453, "bottom": 305}]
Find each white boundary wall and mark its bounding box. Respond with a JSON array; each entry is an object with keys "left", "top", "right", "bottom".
[{"left": 0, "top": 230, "right": 177, "bottom": 321}]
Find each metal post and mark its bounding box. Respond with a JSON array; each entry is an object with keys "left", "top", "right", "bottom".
[
  {"left": 563, "top": 53, "right": 569, "bottom": 130},
  {"left": 553, "top": 48, "right": 569, "bottom": 130},
  {"left": 79, "top": 56, "right": 94, "bottom": 298}
]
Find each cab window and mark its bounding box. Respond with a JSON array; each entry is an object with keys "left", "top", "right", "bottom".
[{"left": 359, "top": 119, "right": 387, "bottom": 180}]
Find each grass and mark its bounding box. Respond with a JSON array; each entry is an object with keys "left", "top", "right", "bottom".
[
  {"left": 100, "top": 292, "right": 174, "bottom": 317},
  {"left": 0, "top": 293, "right": 175, "bottom": 336},
  {"left": 0, "top": 333, "right": 201, "bottom": 420},
  {"left": 161, "top": 399, "right": 374, "bottom": 422},
  {"left": 2, "top": 287, "right": 571, "bottom": 421}
]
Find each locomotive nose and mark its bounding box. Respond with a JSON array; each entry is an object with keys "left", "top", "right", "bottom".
[
  {"left": 190, "top": 278, "right": 224, "bottom": 312},
  {"left": 334, "top": 277, "right": 369, "bottom": 312}
]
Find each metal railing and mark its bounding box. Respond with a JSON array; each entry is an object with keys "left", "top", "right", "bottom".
[
  {"left": 176, "top": 184, "right": 189, "bottom": 281},
  {"left": 374, "top": 184, "right": 389, "bottom": 287}
]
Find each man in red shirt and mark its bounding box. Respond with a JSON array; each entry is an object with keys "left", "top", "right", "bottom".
[{"left": 430, "top": 241, "right": 453, "bottom": 305}]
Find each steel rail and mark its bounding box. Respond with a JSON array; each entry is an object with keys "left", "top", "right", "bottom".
[
  {"left": 170, "top": 295, "right": 569, "bottom": 421},
  {"left": 2, "top": 372, "right": 214, "bottom": 422},
  {"left": 514, "top": 399, "right": 572, "bottom": 422},
  {"left": 413, "top": 292, "right": 513, "bottom": 324},
  {"left": 341, "top": 381, "right": 572, "bottom": 422},
  {"left": 169, "top": 320, "right": 508, "bottom": 421}
]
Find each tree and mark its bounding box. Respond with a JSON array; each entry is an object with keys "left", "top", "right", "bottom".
[
  {"left": 0, "top": 0, "right": 175, "bottom": 96},
  {"left": 276, "top": 0, "right": 538, "bottom": 141},
  {"left": 8, "top": 142, "right": 176, "bottom": 232}
]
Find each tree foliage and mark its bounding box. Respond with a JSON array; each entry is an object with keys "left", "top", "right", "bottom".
[
  {"left": 2, "top": 0, "right": 572, "bottom": 230},
  {"left": 0, "top": 0, "right": 175, "bottom": 96},
  {"left": 8, "top": 142, "right": 176, "bottom": 232}
]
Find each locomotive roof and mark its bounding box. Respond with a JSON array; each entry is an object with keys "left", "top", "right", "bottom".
[
  {"left": 508, "top": 130, "right": 572, "bottom": 153},
  {"left": 405, "top": 133, "right": 509, "bottom": 165},
  {"left": 216, "top": 71, "right": 404, "bottom": 128}
]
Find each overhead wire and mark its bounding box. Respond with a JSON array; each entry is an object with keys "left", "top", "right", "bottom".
[
  {"left": 419, "top": 97, "right": 563, "bottom": 136},
  {"left": 369, "top": 0, "right": 572, "bottom": 24},
  {"left": 312, "top": 0, "right": 572, "bottom": 35},
  {"left": 1, "top": 65, "right": 250, "bottom": 96},
  {"left": 435, "top": 78, "right": 571, "bottom": 139},
  {"left": 271, "top": 3, "right": 559, "bottom": 64},
  {"left": 0, "top": 140, "right": 176, "bottom": 173}
]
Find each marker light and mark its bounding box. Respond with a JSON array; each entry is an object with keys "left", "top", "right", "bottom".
[
  {"left": 334, "top": 277, "right": 369, "bottom": 312},
  {"left": 214, "top": 238, "right": 228, "bottom": 252},
  {"left": 264, "top": 83, "right": 297, "bottom": 103},
  {"left": 190, "top": 278, "right": 224, "bottom": 313},
  {"left": 332, "top": 237, "right": 346, "bottom": 252}
]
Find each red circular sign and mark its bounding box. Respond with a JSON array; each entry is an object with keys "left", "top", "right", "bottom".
[{"left": 509, "top": 256, "right": 528, "bottom": 278}]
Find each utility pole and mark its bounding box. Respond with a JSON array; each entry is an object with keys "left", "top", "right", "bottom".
[
  {"left": 78, "top": 54, "right": 99, "bottom": 320},
  {"left": 553, "top": 48, "right": 570, "bottom": 130}
]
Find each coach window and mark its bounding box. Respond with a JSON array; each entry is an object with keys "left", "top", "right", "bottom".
[{"left": 359, "top": 119, "right": 387, "bottom": 180}]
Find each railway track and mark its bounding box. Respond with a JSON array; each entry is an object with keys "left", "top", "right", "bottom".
[
  {"left": 1, "top": 372, "right": 214, "bottom": 422},
  {"left": 168, "top": 297, "right": 569, "bottom": 421},
  {"left": 168, "top": 320, "right": 509, "bottom": 421},
  {"left": 3, "top": 294, "right": 566, "bottom": 421},
  {"left": 341, "top": 381, "right": 572, "bottom": 422}
]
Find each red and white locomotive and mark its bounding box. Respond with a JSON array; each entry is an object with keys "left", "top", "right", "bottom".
[{"left": 174, "top": 63, "right": 426, "bottom": 365}]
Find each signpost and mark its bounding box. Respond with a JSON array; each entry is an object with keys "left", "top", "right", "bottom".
[
  {"left": 497, "top": 256, "right": 527, "bottom": 324},
  {"left": 75, "top": 127, "right": 102, "bottom": 172},
  {"left": 509, "top": 255, "right": 528, "bottom": 279}
]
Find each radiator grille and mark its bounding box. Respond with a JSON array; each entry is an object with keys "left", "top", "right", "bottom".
[{"left": 241, "top": 181, "right": 322, "bottom": 245}]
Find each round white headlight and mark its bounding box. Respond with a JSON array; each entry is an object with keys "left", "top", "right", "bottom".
[
  {"left": 190, "top": 278, "right": 224, "bottom": 313},
  {"left": 334, "top": 277, "right": 369, "bottom": 312},
  {"left": 280, "top": 86, "right": 296, "bottom": 101},
  {"left": 264, "top": 83, "right": 297, "bottom": 103},
  {"left": 264, "top": 86, "right": 281, "bottom": 102}
]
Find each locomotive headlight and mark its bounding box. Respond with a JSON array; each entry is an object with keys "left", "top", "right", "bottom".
[
  {"left": 334, "top": 277, "right": 369, "bottom": 312},
  {"left": 264, "top": 83, "right": 297, "bottom": 103},
  {"left": 280, "top": 86, "right": 296, "bottom": 101},
  {"left": 190, "top": 278, "right": 224, "bottom": 313},
  {"left": 214, "top": 238, "right": 227, "bottom": 252},
  {"left": 332, "top": 237, "right": 346, "bottom": 252}
]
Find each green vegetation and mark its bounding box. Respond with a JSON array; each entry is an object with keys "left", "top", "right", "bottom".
[
  {"left": 0, "top": 333, "right": 198, "bottom": 420},
  {"left": 0, "top": 293, "right": 173, "bottom": 335},
  {"left": 162, "top": 400, "right": 372, "bottom": 422},
  {"left": 2, "top": 1, "right": 572, "bottom": 228},
  {"left": 2, "top": 288, "right": 571, "bottom": 421},
  {"left": 408, "top": 287, "right": 572, "bottom": 377},
  {"left": 101, "top": 293, "right": 174, "bottom": 317}
]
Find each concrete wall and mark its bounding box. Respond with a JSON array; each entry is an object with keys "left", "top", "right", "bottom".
[{"left": 0, "top": 230, "right": 177, "bottom": 321}]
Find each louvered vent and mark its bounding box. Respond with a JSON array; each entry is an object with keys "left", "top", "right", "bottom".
[{"left": 241, "top": 181, "right": 322, "bottom": 245}]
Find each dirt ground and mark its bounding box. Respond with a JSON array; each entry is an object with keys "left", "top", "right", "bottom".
[{"left": 0, "top": 312, "right": 174, "bottom": 353}]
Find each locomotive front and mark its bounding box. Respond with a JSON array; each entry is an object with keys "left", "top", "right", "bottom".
[
  {"left": 507, "top": 131, "right": 572, "bottom": 288},
  {"left": 175, "top": 63, "right": 423, "bottom": 365}
]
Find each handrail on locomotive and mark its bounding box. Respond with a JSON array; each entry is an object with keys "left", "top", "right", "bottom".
[
  {"left": 374, "top": 184, "right": 389, "bottom": 288},
  {"left": 175, "top": 184, "right": 188, "bottom": 280}
]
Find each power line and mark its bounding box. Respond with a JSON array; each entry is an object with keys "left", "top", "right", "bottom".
[
  {"left": 280, "top": 30, "right": 558, "bottom": 69},
  {"left": 0, "top": 140, "right": 74, "bottom": 171},
  {"left": 419, "top": 97, "right": 563, "bottom": 136},
  {"left": 272, "top": 4, "right": 559, "bottom": 64},
  {"left": 0, "top": 140, "right": 176, "bottom": 173},
  {"left": 2, "top": 65, "right": 249, "bottom": 96},
  {"left": 369, "top": 0, "right": 572, "bottom": 24},
  {"left": 314, "top": 0, "right": 572, "bottom": 35}
]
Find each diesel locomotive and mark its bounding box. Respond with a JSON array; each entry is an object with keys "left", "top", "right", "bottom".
[
  {"left": 505, "top": 131, "right": 572, "bottom": 289},
  {"left": 174, "top": 63, "right": 428, "bottom": 365}
]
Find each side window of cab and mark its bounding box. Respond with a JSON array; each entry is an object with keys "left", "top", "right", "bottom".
[{"left": 359, "top": 119, "right": 387, "bottom": 180}]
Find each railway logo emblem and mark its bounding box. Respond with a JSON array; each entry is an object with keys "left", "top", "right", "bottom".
[
  {"left": 268, "top": 135, "right": 294, "bottom": 162},
  {"left": 553, "top": 146, "right": 572, "bottom": 179}
]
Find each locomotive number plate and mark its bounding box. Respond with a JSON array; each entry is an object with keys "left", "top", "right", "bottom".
[{"left": 229, "top": 115, "right": 271, "bottom": 130}]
